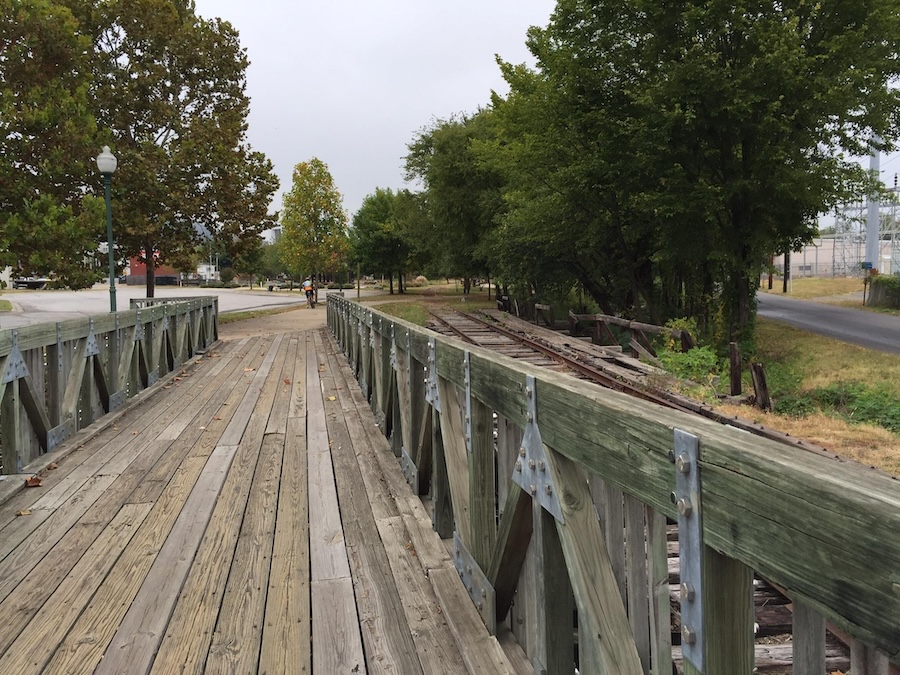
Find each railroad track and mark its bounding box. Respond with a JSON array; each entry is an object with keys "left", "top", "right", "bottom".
[
  {"left": 429, "top": 308, "right": 843, "bottom": 461},
  {"left": 429, "top": 307, "right": 854, "bottom": 671}
]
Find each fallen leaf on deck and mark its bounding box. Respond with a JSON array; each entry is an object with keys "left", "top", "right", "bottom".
[
  {"left": 132, "top": 431, "right": 139, "bottom": 435},
  {"left": 214, "top": 416, "right": 222, "bottom": 420},
  {"left": 174, "top": 377, "right": 182, "bottom": 381},
  {"left": 47, "top": 462, "right": 58, "bottom": 470},
  {"left": 15, "top": 509, "right": 32, "bottom": 516},
  {"left": 283, "top": 378, "right": 291, "bottom": 385},
  {"left": 327, "top": 396, "right": 336, "bottom": 401},
  {"left": 244, "top": 368, "right": 255, "bottom": 372},
  {"left": 199, "top": 426, "right": 206, "bottom": 430},
  {"left": 24, "top": 476, "right": 42, "bottom": 487}
]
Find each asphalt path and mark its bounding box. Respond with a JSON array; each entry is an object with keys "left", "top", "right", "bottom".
[
  {"left": 0, "top": 284, "right": 317, "bottom": 329},
  {"left": 757, "top": 292, "right": 900, "bottom": 354}
]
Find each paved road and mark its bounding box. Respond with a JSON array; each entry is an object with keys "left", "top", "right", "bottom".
[
  {"left": 757, "top": 292, "right": 900, "bottom": 354},
  {"left": 0, "top": 285, "right": 311, "bottom": 329}
]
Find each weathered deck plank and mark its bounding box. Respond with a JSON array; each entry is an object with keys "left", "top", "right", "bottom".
[{"left": 0, "top": 326, "right": 529, "bottom": 675}]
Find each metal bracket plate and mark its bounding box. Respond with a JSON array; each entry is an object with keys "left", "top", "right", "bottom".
[
  {"left": 2, "top": 334, "right": 28, "bottom": 383},
  {"left": 424, "top": 338, "right": 441, "bottom": 412},
  {"left": 674, "top": 428, "right": 704, "bottom": 671},
  {"left": 452, "top": 531, "right": 497, "bottom": 634},
  {"left": 511, "top": 376, "right": 563, "bottom": 522},
  {"left": 47, "top": 420, "right": 74, "bottom": 452},
  {"left": 464, "top": 351, "right": 472, "bottom": 454},
  {"left": 134, "top": 320, "right": 145, "bottom": 342},
  {"left": 85, "top": 321, "right": 100, "bottom": 357},
  {"left": 147, "top": 371, "right": 159, "bottom": 387},
  {"left": 109, "top": 390, "right": 127, "bottom": 412},
  {"left": 400, "top": 446, "right": 419, "bottom": 493},
  {"left": 390, "top": 337, "right": 398, "bottom": 371}
]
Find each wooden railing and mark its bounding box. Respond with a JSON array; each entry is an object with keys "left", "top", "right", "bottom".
[
  {"left": 569, "top": 310, "right": 696, "bottom": 358},
  {"left": 328, "top": 296, "right": 899, "bottom": 674},
  {"left": 0, "top": 297, "right": 217, "bottom": 475}
]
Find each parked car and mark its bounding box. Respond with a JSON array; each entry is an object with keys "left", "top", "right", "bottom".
[{"left": 12, "top": 277, "right": 49, "bottom": 290}]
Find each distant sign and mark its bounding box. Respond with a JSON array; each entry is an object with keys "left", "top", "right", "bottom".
[{"left": 861, "top": 261, "right": 874, "bottom": 269}]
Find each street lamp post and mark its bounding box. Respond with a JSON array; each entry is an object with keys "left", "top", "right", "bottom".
[{"left": 96, "top": 146, "right": 118, "bottom": 312}]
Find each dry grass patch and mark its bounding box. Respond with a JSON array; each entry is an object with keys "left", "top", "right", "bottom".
[
  {"left": 717, "top": 403, "right": 900, "bottom": 476},
  {"left": 760, "top": 276, "right": 863, "bottom": 299}
]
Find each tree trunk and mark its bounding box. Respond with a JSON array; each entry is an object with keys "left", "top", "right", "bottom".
[{"left": 389, "top": 273, "right": 394, "bottom": 295}]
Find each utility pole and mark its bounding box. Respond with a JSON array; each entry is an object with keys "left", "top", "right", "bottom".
[{"left": 866, "top": 140, "right": 881, "bottom": 272}]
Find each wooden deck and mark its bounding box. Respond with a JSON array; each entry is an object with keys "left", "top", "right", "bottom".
[{"left": 0, "top": 329, "right": 522, "bottom": 674}]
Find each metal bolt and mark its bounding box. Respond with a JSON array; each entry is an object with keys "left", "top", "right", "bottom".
[
  {"left": 481, "top": 589, "right": 487, "bottom": 598},
  {"left": 530, "top": 484, "right": 537, "bottom": 495},
  {"left": 525, "top": 386, "right": 532, "bottom": 397},
  {"left": 477, "top": 602, "right": 484, "bottom": 611},
  {"left": 675, "top": 453, "right": 691, "bottom": 474},
  {"left": 680, "top": 582, "right": 695, "bottom": 602},
  {"left": 467, "top": 566, "right": 472, "bottom": 575},
  {"left": 538, "top": 460, "right": 546, "bottom": 472},
  {"left": 528, "top": 459, "right": 536, "bottom": 470},
  {"left": 526, "top": 412, "right": 534, "bottom": 423},
  {"left": 515, "top": 460, "right": 522, "bottom": 472},
  {"left": 519, "top": 446, "right": 526, "bottom": 456},
  {"left": 676, "top": 498, "right": 693, "bottom": 517},
  {"left": 545, "top": 485, "right": 553, "bottom": 496},
  {"left": 670, "top": 491, "right": 678, "bottom": 505},
  {"left": 682, "top": 625, "right": 696, "bottom": 645}
]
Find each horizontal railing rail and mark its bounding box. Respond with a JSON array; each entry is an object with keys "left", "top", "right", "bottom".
[
  {"left": 328, "top": 295, "right": 898, "bottom": 674},
  {"left": 0, "top": 297, "right": 218, "bottom": 475}
]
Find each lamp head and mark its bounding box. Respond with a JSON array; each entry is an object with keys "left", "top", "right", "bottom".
[{"left": 96, "top": 146, "right": 117, "bottom": 175}]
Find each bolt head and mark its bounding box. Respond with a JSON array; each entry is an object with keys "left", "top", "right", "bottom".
[
  {"left": 515, "top": 460, "right": 522, "bottom": 472},
  {"left": 682, "top": 625, "right": 696, "bottom": 645},
  {"left": 675, "top": 453, "right": 691, "bottom": 474},
  {"left": 680, "top": 582, "right": 695, "bottom": 602},
  {"left": 528, "top": 459, "right": 536, "bottom": 469},
  {"left": 538, "top": 460, "right": 546, "bottom": 472},
  {"left": 545, "top": 485, "right": 553, "bottom": 496},
  {"left": 676, "top": 498, "right": 693, "bottom": 517},
  {"left": 526, "top": 412, "right": 534, "bottom": 423},
  {"left": 530, "top": 484, "right": 537, "bottom": 495},
  {"left": 525, "top": 386, "right": 532, "bottom": 397},
  {"left": 519, "top": 446, "right": 526, "bottom": 456}
]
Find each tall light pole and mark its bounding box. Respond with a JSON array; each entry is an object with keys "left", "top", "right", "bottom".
[{"left": 96, "top": 146, "right": 118, "bottom": 311}]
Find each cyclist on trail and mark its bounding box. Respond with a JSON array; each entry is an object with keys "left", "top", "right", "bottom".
[{"left": 302, "top": 278, "right": 315, "bottom": 307}]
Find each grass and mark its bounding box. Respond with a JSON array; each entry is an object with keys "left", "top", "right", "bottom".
[
  {"left": 759, "top": 275, "right": 863, "bottom": 298},
  {"left": 218, "top": 304, "right": 301, "bottom": 324},
  {"left": 729, "top": 318, "right": 900, "bottom": 474},
  {"left": 0, "top": 299, "right": 12, "bottom": 312}
]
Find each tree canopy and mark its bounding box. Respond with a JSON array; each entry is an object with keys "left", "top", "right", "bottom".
[
  {"left": 404, "top": 111, "right": 505, "bottom": 292},
  {"left": 350, "top": 188, "right": 417, "bottom": 293},
  {"left": 280, "top": 158, "right": 350, "bottom": 281},
  {"left": 478, "top": 0, "right": 900, "bottom": 343},
  {"left": 0, "top": 0, "right": 278, "bottom": 292}
]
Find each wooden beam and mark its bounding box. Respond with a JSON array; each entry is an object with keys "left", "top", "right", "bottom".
[
  {"left": 436, "top": 378, "right": 471, "bottom": 546},
  {"left": 545, "top": 446, "right": 643, "bottom": 673},
  {"left": 468, "top": 395, "right": 496, "bottom": 569},
  {"left": 488, "top": 482, "right": 532, "bottom": 620},
  {"left": 533, "top": 498, "right": 574, "bottom": 673}
]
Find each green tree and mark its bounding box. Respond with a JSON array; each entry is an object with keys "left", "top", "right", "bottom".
[
  {"left": 77, "top": 0, "right": 278, "bottom": 296},
  {"left": 405, "top": 110, "right": 505, "bottom": 293},
  {"left": 1, "top": 0, "right": 278, "bottom": 294},
  {"left": 0, "top": 0, "right": 103, "bottom": 287},
  {"left": 280, "top": 158, "right": 350, "bottom": 282},
  {"left": 351, "top": 188, "right": 412, "bottom": 294},
  {"left": 488, "top": 0, "right": 900, "bottom": 344}
]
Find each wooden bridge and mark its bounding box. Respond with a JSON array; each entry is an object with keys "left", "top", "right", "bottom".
[{"left": 0, "top": 295, "right": 897, "bottom": 674}]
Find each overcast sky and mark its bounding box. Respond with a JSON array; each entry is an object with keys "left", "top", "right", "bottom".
[{"left": 192, "top": 0, "right": 557, "bottom": 221}]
